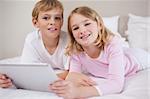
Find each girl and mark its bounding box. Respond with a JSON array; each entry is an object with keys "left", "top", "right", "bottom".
[{"left": 50, "top": 6, "right": 149, "bottom": 99}]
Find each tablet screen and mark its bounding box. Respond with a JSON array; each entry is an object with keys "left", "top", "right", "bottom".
[{"left": 0, "top": 63, "right": 59, "bottom": 92}]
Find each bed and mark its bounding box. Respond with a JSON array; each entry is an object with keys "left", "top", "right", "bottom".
[
  {"left": 0, "top": 0, "right": 149, "bottom": 99},
  {"left": 0, "top": 56, "right": 149, "bottom": 99},
  {"left": 0, "top": 59, "right": 149, "bottom": 99}
]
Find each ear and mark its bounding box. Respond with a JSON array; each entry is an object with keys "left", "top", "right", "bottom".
[{"left": 32, "top": 18, "right": 39, "bottom": 28}]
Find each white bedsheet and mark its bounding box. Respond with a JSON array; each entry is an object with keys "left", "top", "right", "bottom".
[
  {"left": 0, "top": 69, "right": 149, "bottom": 99},
  {"left": 0, "top": 57, "right": 149, "bottom": 99}
]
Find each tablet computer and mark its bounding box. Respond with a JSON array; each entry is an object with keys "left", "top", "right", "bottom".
[{"left": 0, "top": 63, "right": 59, "bottom": 92}]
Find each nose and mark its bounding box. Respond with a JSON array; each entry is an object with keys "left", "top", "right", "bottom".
[
  {"left": 79, "top": 26, "right": 86, "bottom": 35},
  {"left": 48, "top": 18, "right": 55, "bottom": 25}
]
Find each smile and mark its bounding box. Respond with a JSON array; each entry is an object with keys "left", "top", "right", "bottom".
[{"left": 80, "top": 34, "right": 91, "bottom": 39}]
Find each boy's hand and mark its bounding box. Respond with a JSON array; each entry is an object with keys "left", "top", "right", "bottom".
[
  {"left": 0, "top": 73, "right": 13, "bottom": 88},
  {"left": 66, "top": 72, "right": 96, "bottom": 87}
]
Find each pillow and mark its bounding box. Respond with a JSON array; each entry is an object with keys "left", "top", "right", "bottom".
[
  {"left": 103, "top": 16, "right": 119, "bottom": 33},
  {"left": 126, "top": 14, "right": 150, "bottom": 52},
  {"left": 103, "top": 16, "right": 129, "bottom": 48}
]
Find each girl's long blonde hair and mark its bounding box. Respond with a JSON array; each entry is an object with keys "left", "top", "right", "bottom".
[{"left": 66, "top": 6, "right": 114, "bottom": 56}]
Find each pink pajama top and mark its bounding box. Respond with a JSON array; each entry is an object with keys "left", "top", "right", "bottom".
[{"left": 69, "top": 36, "right": 140, "bottom": 95}]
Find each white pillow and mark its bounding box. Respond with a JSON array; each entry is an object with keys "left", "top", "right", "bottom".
[
  {"left": 126, "top": 14, "right": 150, "bottom": 52},
  {"left": 102, "top": 16, "right": 129, "bottom": 48},
  {"left": 103, "top": 16, "right": 129, "bottom": 48},
  {"left": 103, "top": 16, "right": 119, "bottom": 33}
]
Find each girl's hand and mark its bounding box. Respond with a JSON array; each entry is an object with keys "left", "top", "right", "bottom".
[
  {"left": 49, "top": 80, "right": 80, "bottom": 99},
  {"left": 66, "top": 72, "right": 96, "bottom": 87},
  {"left": 0, "top": 73, "right": 13, "bottom": 88}
]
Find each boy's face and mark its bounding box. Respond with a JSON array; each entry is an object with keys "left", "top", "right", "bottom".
[{"left": 33, "top": 8, "right": 63, "bottom": 39}]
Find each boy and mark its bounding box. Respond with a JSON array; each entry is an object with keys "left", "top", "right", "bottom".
[
  {"left": 0, "top": 0, "right": 69, "bottom": 88},
  {"left": 21, "top": 0, "right": 69, "bottom": 79}
]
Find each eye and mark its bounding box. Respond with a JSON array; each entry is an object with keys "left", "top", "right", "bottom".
[
  {"left": 72, "top": 27, "right": 79, "bottom": 31},
  {"left": 55, "top": 16, "right": 62, "bottom": 20},
  {"left": 42, "top": 16, "right": 49, "bottom": 20},
  {"left": 84, "top": 23, "right": 91, "bottom": 26}
]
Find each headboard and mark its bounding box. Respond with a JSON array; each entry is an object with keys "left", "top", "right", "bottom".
[{"left": 0, "top": 0, "right": 149, "bottom": 59}]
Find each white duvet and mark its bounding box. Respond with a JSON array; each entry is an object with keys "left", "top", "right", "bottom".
[{"left": 0, "top": 57, "right": 149, "bottom": 99}]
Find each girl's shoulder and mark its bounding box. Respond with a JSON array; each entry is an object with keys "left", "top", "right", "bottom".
[
  {"left": 107, "top": 35, "right": 122, "bottom": 45},
  {"left": 104, "top": 35, "right": 123, "bottom": 52}
]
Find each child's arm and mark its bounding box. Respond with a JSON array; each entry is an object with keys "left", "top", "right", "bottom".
[
  {"left": 49, "top": 80, "right": 100, "bottom": 99},
  {"left": 66, "top": 72, "right": 96, "bottom": 87}
]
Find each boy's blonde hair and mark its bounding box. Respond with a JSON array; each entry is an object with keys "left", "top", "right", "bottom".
[
  {"left": 66, "top": 6, "right": 113, "bottom": 56},
  {"left": 32, "top": 0, "right": 64, "bottom": 20}
]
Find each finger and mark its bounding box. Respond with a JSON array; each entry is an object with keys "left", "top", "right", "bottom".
[
  {"left": 49, "top": 82, "right": 69, "bottom": 92},
  {"left": 53, "top": 89, "right": 67, "bottom": 94},
  {"left": 78, "top": 79, "right": 96, "bottom": 87},
  {"left": 49, "top": 83, "right": 70, "bottom": 95},
  {"left": 0, "top": 74, "right": 7, "bottom": 80},
  {"left": 0, "top": 73, "right": 3, "bottom": 79},
  {"left": 79, "top": 81, "right": 91, "bottom": 86},
  {"left": 87, "top": 79, "right": 97, "bottom": 85},
  {"left": 49, "top": 79, "right": 64, "bottom": 87},
  {"left": 0, "top": 82, "right": 12, "bottom": 88},
  {"left": 0, "top": 79, "right": 12, "bottom": 84},
  {"left": 52, "top": 80, "right": 70, "bottom": 87},
  {"left": 50, "top": 84, "right": 68, "bottom": 94},
  {"left": 51, "top": 84, "right": 68, "bottom": 91},
  {"left": 83, "top": 78, "right": 97, "bottom": 86}
]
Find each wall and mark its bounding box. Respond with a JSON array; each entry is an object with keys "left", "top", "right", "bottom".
[
  {"left": 148, "top": 1, "right": 150, "bottom": 22},
  {"left": 0, "top": 0, "right": 36, "bottom": 59},
  {"left": 0, "top": 0, "right": 149, "bottom": 59},
  {"left": 0, "top": 3, "right": 2, "bottom": 58}
]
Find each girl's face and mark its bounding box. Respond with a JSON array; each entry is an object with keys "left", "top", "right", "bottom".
[
  {"left": 33, "top": 8, "right": 63, "bottom": 39},
  {"left": 70, "top": 13, "right": 99, "bottom": 47}
]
